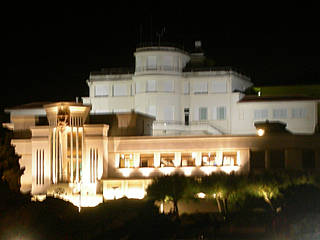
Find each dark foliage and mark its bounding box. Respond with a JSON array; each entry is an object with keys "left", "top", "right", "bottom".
[{"left": 0, "top": 125, "right": 24, "bottom": 192}]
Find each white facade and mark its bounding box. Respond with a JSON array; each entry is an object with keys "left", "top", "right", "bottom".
[{"left": 83, "top": 45, "right": 318, "bottom": 135}]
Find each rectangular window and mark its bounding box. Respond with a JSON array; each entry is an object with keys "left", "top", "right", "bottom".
[
  {"left": 211, "top": 79, "right": 227, "bottom": 93},
  {"left": 148, "top": 105, "right": 156, "bottom": 117},
  {"left": 113, "top": 84, "right": 128, "bottom": 96},
  {"left": 273, "top": 109, "right": 287, "bottom": 119},
  {"left": 181, "top": 153, "right": 196, "bottom": 166},
  {"left": 254, "top": 109, "right": 268, "bottom": 120},
  {"left": 222, "top": 152, "right": 238, "bottom": 166},
  {"left": 163, "top": 56, "right": 173, "bottom": 71},
  {"left": 183, "top": 81, "right": 190, "bottom": 94},
  {"left": 147, "top": 79, "right": 156, "bottom": 92},
  {"left": 302, "top": 149, "right": 315, "bottom": 169},
  {"left": 199, "top": 107, "right": 208, "bottom": 121},
  {"left": 119, "top": 154, "right": 134, "bottom": 168},
  {"left": 95, "top": 85, "right": 109, "bottom": 97},
  {"left": 160, "top": 153, "right": 175, "bottom": 167},
  {"left": 140, "top": 154, "right": 154, "bottom": 167},
  {"left": 163, "top": 79, "right": 174, "bottom": 92},
  {"left": 194, "top": 81, "right": 208, "bottom": 94},
  {"left": 250, "top": 150, "right": 265, "bottom": 170},
  {"left": 136, "top": 81, "right": 144, "bottom": 93},
  {"left": 269, "top": 150, "right": 285, "bottom": 169},
  {"left": 147, "top": 56, "right": 157, "bottom": 70},
  {"left": 164, "top": 106, "right": 174, "bottom": 121},
  {"left": 202, "top": 152, "right": 216, "bottom": 166},
  {"left": 184, "top": 108, "right": 190, "bottom": 126},
  {"left": 292, "top": 108, "right": 307, "bottom": 119},
  {"left": 217, "top": 106, "right": 226, "bottom": 120}
]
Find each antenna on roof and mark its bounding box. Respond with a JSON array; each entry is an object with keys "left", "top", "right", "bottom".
[{"left": 156, "top": 27, "right": 166, "bottom": 46}]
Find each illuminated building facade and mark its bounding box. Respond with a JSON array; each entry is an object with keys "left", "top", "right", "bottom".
[
  {"left": 4, "top": 101, "right": 320, "bottom": 207},
  {"left": 82, "top": 43, "right": 319, "bottom": 135},
  {"left": 3, "top": 43, "right": 320, "bottom": 206}
]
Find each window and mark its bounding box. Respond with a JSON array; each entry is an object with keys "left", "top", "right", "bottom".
[
  {"left": 202, "top": 152, "right": 216, "bottom": 166},
  {"left": 181, "top": 153, "right": 196, "bottom": 166},
  {"left": 194, "top": 81, "right": 208, "bottom": 94},
  {"left": 163, "top": 56, "right": 173, "bottom": 71},
  {"left": 136, "top": 81, "right": 144, "bottom": 93},
  {"left": 183, "top": 81, "right": 190, "bottom": 94},
  {"left": 147, "top": 79, "right": 156, "bottom": 92},
  {"left": 148, "top": 105, "right": 156, "bottom": 117},
  {"left": 140, "top": 154, "right": 154, "bottom": 167},
  {"left": 254, "top": 109, "right": 268, "bottom": 120},
  {"left": 119, "top": 154, "right": 134, "bottom": 168},
  {"left": 136, "top": 56, "right": 143, "bottom": 70},
  {"left": 95, "top": 85, "right": 109, "bottom": 97},
  {"left": 184, "top": 108, "right": 190, "bottom": 126},
  {"left": 163, "top": 79, "right": 174, "bottom": 92},
  {"left": 292, "top": 108, "right": 307, "bottom": 119},
  {"left": 147, "top": 56, "right": 157, "bottom": 70},
  {"left": 273, "top": 109, "right": 287, "bottom": 119},
  {"left": 164, "top": 106, "right": 174, "bottom": 121},
  {"left": 302, "top": 149, "right": 315, "bottom": 169},
  {"left": 113, "top": 84, "right": 128, "bottom": 96},
  {"left": 250, "top": 150, "right": 265, "bottom": 170},
  {"left": 222, "top": 152, "right": 238, "bottom": 166},
  {"left": 199, "top": 107, "right": 208, "bottom": 121},
  {"left": 269, "top": 150, "right": 285, "bottom": 169},
  {"left": 160, "top": 153, "right": 175, "bottom": 167},
  {"left": 212, "top": 79, "right": 227, "bottom": 93},
  {"left": 217, "top": 106, "right": 226, "bottom": 120}
]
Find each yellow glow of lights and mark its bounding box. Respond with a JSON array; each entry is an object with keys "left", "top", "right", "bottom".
[
  {"left": 257, "top": 128, "right": 265, "bottom": 136},
  {"left": 196, "top": 192, "right": 206, "bottom": 199},
  {"left": 119, "top": 168, "right": 133, "bottom": 177},
  {"left": 200, "top": 166, "right": 217, "bottom": 175},
  {"left": 104, "top": 187, "right": 145, "bottom": 200},
  {"left": 139, "top": 168, "right": 154, "bottom": 177},
  {"left": 220, "top": 166, "right": 240, "bottom": 174},
  {"left": 159, "top": 167, "right": 175, "bottom": 175},
  {"left": 182, "top": 167, "right": 194, "bottom": 176}
]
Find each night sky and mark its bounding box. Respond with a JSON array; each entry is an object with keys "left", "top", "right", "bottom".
[{"left": 4, "top": 3, "right": 320, "bottom": 110}]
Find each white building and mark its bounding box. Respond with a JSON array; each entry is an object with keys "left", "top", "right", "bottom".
[
  {"left": 3, "top": 43, "right": 320, "bottom": 208},
  {"left": 83, "top": 43, "right": 319, "bottom": 135}
]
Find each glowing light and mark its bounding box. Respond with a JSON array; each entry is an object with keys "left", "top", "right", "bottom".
[
  {"left": 119, "top": 168, "right": 133, "bottom": 177},
  {"left": 213, "top": 193, "right": 216, "bottom": 198},
  {"left": 220, "top": 165, "right": 240, "bottom": 174},
  {"left": 196, "top": 192, "right": 206, "bottom": 199},
  {"left": 139, "top": 168, "right": 154, "bottom": 177},
  {"left": 126, "top": 188, "right": 145, "bottom": 199},
  {"left": 182, "top": 167, "right": 194, "bottom": 176},
  {"left": 257, "top": 128, "right": 265, "bottom": 136},
  {"left": 160, "top": 202, "right": 164, "bottom": 213},
  {"left": 159, "top": 167, "right": 175, "bottom": 175},
  {"left": 200, "top": 166, "right": 217, "bottom": 175}
]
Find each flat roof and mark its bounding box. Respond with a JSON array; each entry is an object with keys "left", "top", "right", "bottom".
[{"left": 238, "top": 95, "right": 319, "bottom": 103}]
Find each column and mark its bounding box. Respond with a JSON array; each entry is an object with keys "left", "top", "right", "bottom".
[
  {"left": 76, "top": 127, "right": 79, "bottom": 182},
  {"left": 70, "top": 126, "right": 73, "bottom": 183}
]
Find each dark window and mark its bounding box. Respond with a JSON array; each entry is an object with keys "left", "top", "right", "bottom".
[
  {"left": 184, "top": 108, "right": 189, "bottom": 126},
  {"left": 302, "top": 149, "right": 315, "bottom": 169},
  {"left": 140, "top": 154, "right": 154, "bottom": 167},
  {"left": 250, "top": 150, "right": 265, "bottom": 170},
  {"left": 269, "top": 150, "right": 285, "bottom": 169},
  {"left": 181, "top": 153, "right": 195, "bottom": 166}
]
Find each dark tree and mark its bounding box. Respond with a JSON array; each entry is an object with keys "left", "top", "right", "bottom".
[
  {"left": 0, "top": 125, "right": 24, "bottom": 192},
  {"left": 146, "top": 173, "right": 188, "bottom": 217}
]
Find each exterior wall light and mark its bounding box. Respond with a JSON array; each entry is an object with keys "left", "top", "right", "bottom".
[{"left": 257, "top": 128, "right": 265, "bottom": 136}]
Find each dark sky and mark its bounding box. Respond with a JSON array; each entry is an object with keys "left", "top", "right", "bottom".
[{"left": 4, "top": 3, "right": 320, "bottom": 110}]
